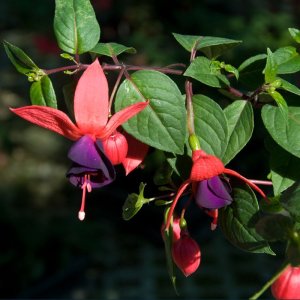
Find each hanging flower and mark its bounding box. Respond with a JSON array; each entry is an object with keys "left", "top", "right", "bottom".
[
  {"left": 10, "top": 59, "right": 148, "bottom": 220},
  {"left": 271, "top": 265, "right": 300, "bottom": 300},
  {"left": 172, "top": 232, "right": 201, "bottom": 277},
  {"left": 164, "top": 149, "right": 269, "bottom": 231}
]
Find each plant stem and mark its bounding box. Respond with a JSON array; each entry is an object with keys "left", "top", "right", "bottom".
[
  {"left": 43, "top": 62, "right": 185, "bottom": 76},
  {"left": 249, "top": 263, "right": 289, "bottom": 300},
  {"left": 108, "top": 67, "right": 125, "bottom": 115}
]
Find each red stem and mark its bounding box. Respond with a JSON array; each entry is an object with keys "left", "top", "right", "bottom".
[{"left": 165, "top": 180, "right": 191, "bottom": 231}]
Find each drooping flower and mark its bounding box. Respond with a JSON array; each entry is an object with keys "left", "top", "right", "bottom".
[
  {"left": 271, "top": 265, "right": 300, "bottom": 300},
  {"left": 10, "top": 59, "right": 148, "bottom": 220},
  {"left": 172, "top": 232, "right": 201, "bottom": 277},
  {"left": 164, "top": 149, "right": 269, "bottom": 231}
]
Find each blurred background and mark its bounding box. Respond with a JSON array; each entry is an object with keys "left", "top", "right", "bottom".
[{"left": 0, "top": 0, "right": 298, "bottom": 298}]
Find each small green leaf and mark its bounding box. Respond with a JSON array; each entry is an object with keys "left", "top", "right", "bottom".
[
  {"left": 30, "top": 76, "right": 57, "bottom": 108},
  {"left": 122, "top": 183, "right": 148, "bottom": 220},
  {"left": 264, "top": 48, "right": 277, "bottom": 83},
  {"left": 289, "top": 28, "right": 300, "bottom": 43},
  {"left": 172, "top": 33, "right": 242, "bottom": 58},
  {"left": 262, "top": 105, "right": 300, "bottom": 158},
  {"left": 268, "top": 90, "right": 288, "bottom": 121},
  {"left": 115, "top": 70, "right": 186, "bottom": 154},
  {"left": 184, "top": 57, "right": 230, "bottom": 88},
  {"left": 90, "top": 42, "right": 136, "bottom": 57},
  {"left": 219, "top": 184, "right": 275, "bottom": 255},
  {"left": 280, "top": 78, "right": 300, "bottom": 96},
  {"left": 222, "top": 100, "right": 254, "bottom": 165},
  {"left": 193, "top": 95, "right": 228, "bottom": 159},
  {"left": 272, "top": 47, "right": 300, "bottom": 74},
  {"left": 238, "top": 54, "right": 267, "bottom": 72},
  {"left": 54, "top": 0, "right": 100, "bottom": 54},
  {"left": 3, "top": 40, "right": 38, "bottom": 75},
  {"left": 223, "top": 63, "right": 239, "bottom": 79},
  {"left": 255, "top": 214, "right": 294, "bottom": 242},
  {"left": 281, "top": 181, "right": 300, "bottom": 222}
]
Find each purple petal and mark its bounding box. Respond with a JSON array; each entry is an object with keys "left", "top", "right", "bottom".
[
  {"left": 66, "top": 135, "right": 115, "bottom": 188},
  {"left": 66, "top": 164, "right": 115, "bottom": 188},
  {"left": 68, "top": 135, "right": 105, "bottom": 169},
  {"left": 195, "top": 176, "right": 233, "bottom": 209}
]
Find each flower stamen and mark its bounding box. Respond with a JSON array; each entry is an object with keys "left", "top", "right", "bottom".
[{"left": 78, "top": 174, "right": 93, "bottom": 221}]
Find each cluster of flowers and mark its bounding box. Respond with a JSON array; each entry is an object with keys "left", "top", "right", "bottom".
[{"left": 10, "top": 59, "right": 300, "bottom": 298}]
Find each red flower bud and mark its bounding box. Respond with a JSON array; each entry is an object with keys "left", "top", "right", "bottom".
[
  {"left": 103, "top": 132, "right": 128, "bottom": 165},
  {"left": 161, "top": 217, "right": 181, "bottom": 242},
  {"left": 172, "top": 234, "right": 201, "bottom": 277},
  {"left": 271, "top": 265, "right": 300, "bottom": 300}
]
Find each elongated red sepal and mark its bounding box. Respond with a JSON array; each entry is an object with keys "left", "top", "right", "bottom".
[
  {"left": 165, "top": 180, "right": 191, "bottom": 231},
  {"left": 122, "top": 132, "right": 149, "bottom": 175},
  {"left": 97, "top": 101, "right": 149, "bottom": 140},
  {"left": 223, "top": 168, "right": 269, "bottom": 202},
  {"left": 74, "top": 59, "right": 109, "bottom": 134},
  {"left": 10, "top": 106, "right": 81, "bottom": 141}
]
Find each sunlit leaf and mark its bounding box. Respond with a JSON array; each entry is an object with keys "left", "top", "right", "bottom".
[
  {"left": 115, "top": 70, "right": 186, "bottom": 154},
  {"left": 54, "top": 0, "right": 100, "bottom": 54}
]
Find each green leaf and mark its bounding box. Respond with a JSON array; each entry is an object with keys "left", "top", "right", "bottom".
[
  {"left": 261, "top": 105, "right": 300, "bottom": 158},
  {"left": 122, "top": 183, "right": 148, "bottom": 221},
  {"left": 172, "top": 33, "right": 242, "bottom": 58},
  {"left": 280, "top": 78, "right": 300, "bottom": 96},
  {"left": 54, "top": 0, "right": 100, "bottom": 54},
  {"left": 29, "top": 76, "right": 57, "bottom": 108},
  {"left": 238, "top": 54, "right": 267, "bottom": 72},
  {"left": 222, "top": 100, "right": 254, "bottom": 165},
  {"left": 271, "top": 46, "right": 300, "bottom": 74},
  {"left": 264, "top": 48, "right": 277, "bottom": 83},
  {"left": 184, "top": 57, "right": 230, "bottom": 88},
  {"left": 281, "top": 181, "right": 300, "bottom": 222},
  {"left": 289, "top": 28, "right": 300, "bottom": 43},
  {"left": 266, "top": 138, "right": 300, "bottom": 195},
  {"left": 255, "top": 214, "right": 294, "bottom": 242},
  {"left": 115, "top": 70, "right": 186, "bottom": 154},
  {"left": 268, "top": 90, "right": 288, "bottom": 121},
  {"left": 223, "top": 63, "right": 239, "bottom": 79},
  {"left": 3, "top": 40, "right": 38, "bottom": 75},
  {"left": 90, "top": 42, "right": 136, "bottom": 57},
  {"left": 193, "top": 95, "right": 228, "bottom": 158},
  {"left": 219, "top": 184, "right": 275, "bottom": 255}
]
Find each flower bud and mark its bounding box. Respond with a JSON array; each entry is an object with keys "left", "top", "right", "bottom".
[
  {"left": 103, "top": 132, "right": 128, "bottom": 165},
  {"left": 271, "top": 265, "right": 300, "bottom": 300},
  {"left": 161, "top": 217, "right": 181, "bottom": 242},
  {"left": 172, "top": 234, "right": 201, "bottom": 277}
]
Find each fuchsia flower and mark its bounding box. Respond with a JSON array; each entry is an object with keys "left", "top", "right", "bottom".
[
  {"left": 271, "top": 265, "right": 300, "bottom": 300},
  {"left": 165, "top": 149, "right": 269, "bottom": 231},
  {"left": 172, "top": 232, "right": 201, "bottom": 277},
  {"left": 162, "top": 217, "right": 201, "bottom": 277},
  {"left": 10, "top": 59, "right": 148, "bottom": 220}
]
